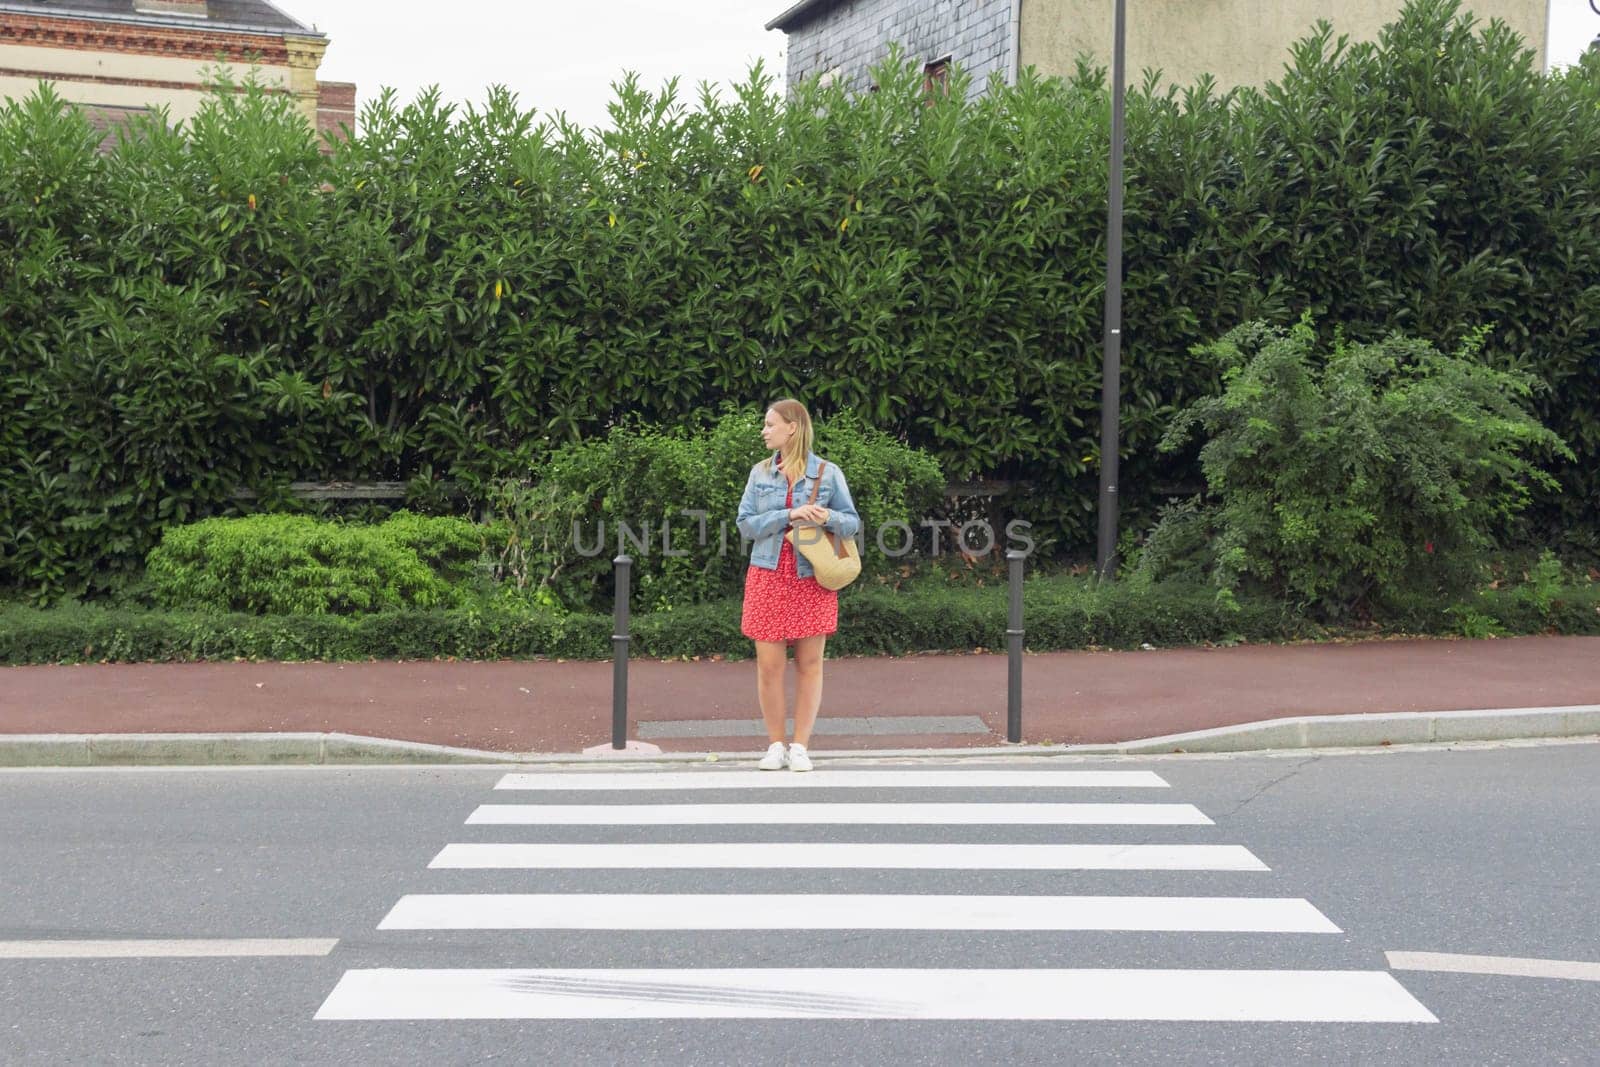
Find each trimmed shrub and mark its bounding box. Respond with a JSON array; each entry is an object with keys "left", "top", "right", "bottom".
[{"left": 144, "top": 512, "right": 499, "bottom": 615}]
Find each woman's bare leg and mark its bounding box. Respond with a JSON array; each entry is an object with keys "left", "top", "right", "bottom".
[
  {"left": 754, "top": 640, "right": 789, "bottom": 743},
  {"left": 791, "top": 635, "right": 826, "bottom": 747}
]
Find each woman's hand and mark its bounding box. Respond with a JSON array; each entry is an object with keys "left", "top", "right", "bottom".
[{"left": 788, "top": 504, "right": 829, "bottom": 525}]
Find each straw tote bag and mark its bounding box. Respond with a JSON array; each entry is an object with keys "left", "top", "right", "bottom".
[{"left": 785, "top": 461, "right": 861, "bottom": 591}]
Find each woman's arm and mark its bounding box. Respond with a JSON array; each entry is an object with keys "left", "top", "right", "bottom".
[
  {"left": 736, "top": 465, "right": 792, "bottom": 542},
  {"left": 822, "top": 466, "right": 862, "bottom": 539}
]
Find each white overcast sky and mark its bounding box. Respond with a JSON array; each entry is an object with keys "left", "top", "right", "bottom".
[
  {"left": 274, "top": 1, "right": 1598, "bottom": 132},
  {"left": 272, "top": 0, "right": 788, "bottom": 130}
]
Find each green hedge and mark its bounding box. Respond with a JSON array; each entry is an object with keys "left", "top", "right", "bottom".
[
  {"left": 5, "top": 572, "right": 1595, "bottom": 666},
  {"left": 4, "top": 0, "right": 1599, "bottom": 603}
]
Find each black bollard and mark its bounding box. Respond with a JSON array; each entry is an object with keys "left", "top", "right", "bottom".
[
  {"left": 1006, "top": 549, "right": 1025, "bottom": 744},
  {"left": 611, "top": 554, "right": 632, "bottom": 751}
]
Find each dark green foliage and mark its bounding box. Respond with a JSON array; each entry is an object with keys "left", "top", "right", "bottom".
[
  {"left": 1138, "top": 318, "right": 1572, "bottom": 617},
  {"left": 4, "top": 1, "right": 1599, "bottom": 605},
  {"left": 131, "top": 407, "right": 941, "bottom": 618},
  {"left": 481, "top": 405, "right": 946, "bottom": 613},
  {"left": 1380, "top": 550, "right": 1600, "bottom": 637},
  {"left": 144, "top": 511, "right": 499, "bottom": 615},
  {"left": 6, "top": 566, "right": 1593, "bottom": 666}
]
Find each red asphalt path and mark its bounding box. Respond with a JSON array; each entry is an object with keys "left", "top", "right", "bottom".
[{"left": 2, "top": 635, "right": 1597, "bottom": 754}]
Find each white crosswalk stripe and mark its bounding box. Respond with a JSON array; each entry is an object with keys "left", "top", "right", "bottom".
[
  {"left": 465, "top": 801, "right": 1213, "bottom": 825},
  {"left": 315, "top": 765, "right": 1437, "bottom": 1025},
  {"left": 378, "top": 893, "right": 1341, "bottom": 932},
  {"left": 430, "top": 841, "right": 1268, "bottom": 870},
  {"left": 315, "top": 967, "right": 1435, "bottom": 1022},
  {"left": 493, "top": 769, "right": 1170, "bottom": 791}
]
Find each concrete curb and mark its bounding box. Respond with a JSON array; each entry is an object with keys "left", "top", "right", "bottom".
[
  {"left": 1, "top": 705, "right": 1596, "bottom": 767},
  {"left": 0, "top": 732, "right": 511, "bottom": 768},
  {"left": 1084, "top": 704, "right": 1600, "bottom": 754}
]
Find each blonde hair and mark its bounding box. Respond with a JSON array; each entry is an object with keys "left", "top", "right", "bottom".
[{"left": 766, "top": 398, "right": 813, "bottom": 482}]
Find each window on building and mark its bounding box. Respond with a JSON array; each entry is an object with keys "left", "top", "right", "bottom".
[{"left": 923, "top": 56, "right": 952, "bottom": 102}]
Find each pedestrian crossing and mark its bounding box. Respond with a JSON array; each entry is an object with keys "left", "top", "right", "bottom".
[{"left": 314, "top": 763, "right": 1436, "bottom": 1024}]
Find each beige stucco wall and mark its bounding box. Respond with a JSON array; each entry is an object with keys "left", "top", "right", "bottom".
[
  {"left": 0, "top": 74, "right": 221, "bottom": 121},
  {"left": 0, "top": 35, "right": 323, "bottom": 126},
  {"left": 1020, "top": 0, "right": 1550, "bottom": 91}
]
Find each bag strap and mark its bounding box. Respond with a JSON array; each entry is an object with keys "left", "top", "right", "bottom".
[
  {"left": 806, "top": 462, "right": 851, "bottom": 558},
  {"left": 805, "top": 461, "right": 825, "bottom": 506}
]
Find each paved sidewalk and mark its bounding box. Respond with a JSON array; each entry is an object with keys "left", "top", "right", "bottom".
[{"left": 2, "top": 635, "right": 1597, "bottom": 755}]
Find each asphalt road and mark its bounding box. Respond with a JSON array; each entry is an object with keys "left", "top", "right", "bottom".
[{"left": 2, "top": 741, "right": 1596, "bottom": 1065}]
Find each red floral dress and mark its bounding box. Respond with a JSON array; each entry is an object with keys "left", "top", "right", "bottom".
[{"left": 741, "top": 475, "right": 839, "bottom": 644}]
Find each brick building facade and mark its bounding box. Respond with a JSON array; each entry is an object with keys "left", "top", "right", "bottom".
[{"left": 0, "top": 0, "right": 355, "bottom": 148}]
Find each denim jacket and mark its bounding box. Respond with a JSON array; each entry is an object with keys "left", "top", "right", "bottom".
[{"left": 736, "top": 451, "right": 862, "bottom": 579}]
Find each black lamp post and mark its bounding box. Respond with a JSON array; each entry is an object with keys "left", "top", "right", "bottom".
[{"left": 1096, "top": 0, "right": 1127, "bottom": 580}]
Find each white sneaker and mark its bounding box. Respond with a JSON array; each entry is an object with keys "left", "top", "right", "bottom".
[
  {"left": 757, "top": 742, "right": 788, "bottom": 770},
  {"left": 787, "top": 744, "right": 813, "bottom": 772}
]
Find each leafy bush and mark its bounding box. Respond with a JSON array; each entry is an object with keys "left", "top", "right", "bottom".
[
  {"left": 1376, "top": 551, "right": 1600, "bottom": 637},
  {"left": 483, "top": 405, "right": 946, "bottom": 612},
  {"left": 132, "top": 409, "right": 942, "bottom": 619},
  {"left": 144, "top": 512, "right": 499, "bottom": 615},
  {"left": 1138, "top": 318, "right": 1572, "bottom": 618}
]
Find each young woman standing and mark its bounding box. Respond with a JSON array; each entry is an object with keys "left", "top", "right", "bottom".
[{"left": 735, "top": 399, "right": 861, "bottom": 771}]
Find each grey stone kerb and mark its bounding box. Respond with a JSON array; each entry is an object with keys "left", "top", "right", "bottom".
[
  {"left": 1, "top": 706, "right": 1595, "bottom": 766},
  {"left": 766, "top": 0, "right": 1018, "bottom": 105}
]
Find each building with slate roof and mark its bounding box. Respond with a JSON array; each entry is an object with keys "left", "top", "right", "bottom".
[
  {"left": 0, "top": 0, "right": 354, "bottom": 147},
  {"left": 766, "top": 0, "right": 1552, "bottom": 101}
]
